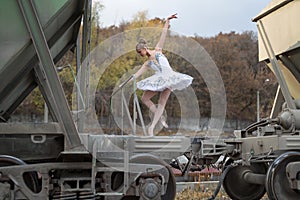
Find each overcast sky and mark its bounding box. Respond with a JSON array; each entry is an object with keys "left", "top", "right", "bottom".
[{"left": 98, "top": 0, "right": 271, "bottom": 37}]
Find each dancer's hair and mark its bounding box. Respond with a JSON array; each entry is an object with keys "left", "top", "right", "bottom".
[{"left": 136, "top": 39, "right": 147, "bottom": 51}]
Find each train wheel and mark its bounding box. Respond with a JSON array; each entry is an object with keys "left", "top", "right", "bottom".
[
  {"left": 222, "top": 163, "right": 266, "bottom": 200},
  {"left": 161, "top": 164, "right": 176, "bottom": 200},
  {"left": 265, "top": 151, "right": 300, "bottom": 200},
  {"left": 121, "top": 154, "right": 176, "bottom": 200},
  {"left": 0, "top": 155, "right": 40, "bottom": 193}
]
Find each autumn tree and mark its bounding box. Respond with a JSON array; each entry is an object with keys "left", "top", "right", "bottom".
[{"left": 194, "top": 32, "right": 276, "bottom": 121}]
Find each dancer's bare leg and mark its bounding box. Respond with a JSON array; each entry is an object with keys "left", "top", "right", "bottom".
[
  {"left": 148, "top": 89, "right": 171, "bottom": 136},
  {"left": 141, "top": 91, "right": 157, "bottom": 113},
  {"left": 141, "top": 91, "right": 157, "bottom": 136},
  {"left": 141, "top": 91, "right": 168, "bottom": 129}
]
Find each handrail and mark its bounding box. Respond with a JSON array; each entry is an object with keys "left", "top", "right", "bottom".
[
  {"left": 110, "top": 75, "right": 147, "bottom": 135},
  {"left": 111, "top": 75, "right": 133, "bottom": 97}
]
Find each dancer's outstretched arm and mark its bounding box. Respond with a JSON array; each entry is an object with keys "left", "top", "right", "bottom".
[
  {"left": 155, "top": 13, "right": 177, "bottom": 52},
  {"left": 118, "top": 62, "right": 149, "bottom": 88},
  {"left": 134, "top": 62, "right": 149, "bottom": 79}
]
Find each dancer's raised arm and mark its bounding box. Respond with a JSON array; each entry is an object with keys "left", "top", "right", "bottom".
[{"left": 155, "top": 13, "right": 177, "bottom": 52}]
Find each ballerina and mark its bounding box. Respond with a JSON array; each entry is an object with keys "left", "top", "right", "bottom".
[{"left": 133, "top": 13, "right": 193, "bottom": 136}]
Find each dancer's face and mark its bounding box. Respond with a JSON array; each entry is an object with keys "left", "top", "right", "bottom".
[{"left": 137, "top": 48, "right": 146, "bottom": 57}]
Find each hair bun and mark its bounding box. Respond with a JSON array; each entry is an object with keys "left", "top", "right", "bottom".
[
  {"left": 138, "top": 38, "right": 147, "bottom": 44},
  {"left": 136, "top": 38, "right": 148, "bottom": 51}
]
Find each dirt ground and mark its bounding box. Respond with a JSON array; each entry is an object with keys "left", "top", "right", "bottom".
[{"left": 175, "top": 184, "right": 270, "bottom": 200}]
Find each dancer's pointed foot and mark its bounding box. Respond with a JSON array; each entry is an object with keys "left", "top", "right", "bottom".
[
  {"left": 160, "top": 116, "right": 168, "bottom": 128},
  {"left": 148, "top": 126, "right": 154, "bottom": 136}
]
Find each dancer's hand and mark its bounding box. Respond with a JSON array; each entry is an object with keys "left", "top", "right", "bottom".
[{"left": 167, "top": 13, "right": 177, "bottom": 21}]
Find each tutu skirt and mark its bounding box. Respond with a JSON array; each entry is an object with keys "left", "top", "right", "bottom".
[
  {"left": 137, "top": 70, "right": 193, "bottom": 91},
  {"left": 136, "top": 52, "right": 193, "bottom": 91}
]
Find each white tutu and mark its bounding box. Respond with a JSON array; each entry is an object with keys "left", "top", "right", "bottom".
[{"left": 137, "top": 52, "right": 193, "bottom": 91}]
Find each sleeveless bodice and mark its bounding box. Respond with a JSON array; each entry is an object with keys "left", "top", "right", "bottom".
[{"left": 148, "top": 52, "right": 172, "bottom": 73}]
